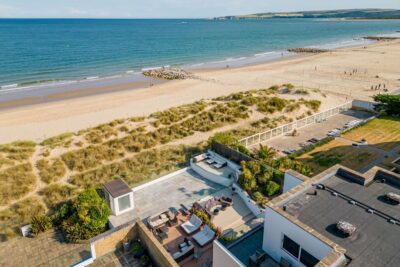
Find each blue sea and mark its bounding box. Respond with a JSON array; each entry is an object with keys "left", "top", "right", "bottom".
[{"left": 0, "top": 18, "right": 399, "bottom": 89}]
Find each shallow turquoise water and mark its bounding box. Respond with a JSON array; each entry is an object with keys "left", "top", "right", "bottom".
[{"left": 0, "top": 18, "right": 399, "bottom": 87}]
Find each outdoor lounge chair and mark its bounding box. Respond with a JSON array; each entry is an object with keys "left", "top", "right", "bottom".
[
  {"left": 212, "top": 160, "right": 227, "bottom": 169},
  {"left": 194, "top": 153, "right": 208, "bottom": 163},
  {"left": 180, "top": 214, "right": 202, "bottom": 235},
  {"left": 205, "top": 158, "right": 215, "bottom": 165},
  {"left": 220, "top": 196, "right": 233, "bottom": 207},
  {"left": 193, "top": 225, "right": 216, "bottom": 247}
]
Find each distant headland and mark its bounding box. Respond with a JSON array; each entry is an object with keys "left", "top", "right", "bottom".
[{"left": 214, "top": 8, "right": 400, "bottom": 20}]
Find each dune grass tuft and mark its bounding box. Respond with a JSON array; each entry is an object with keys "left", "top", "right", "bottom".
[
  {"left": 0, "top": 164, "right": 36, "bottom": 205},
  {"left": 0, "top": 197, "right": 45, "bottom": 241},
  {"left": 39, "top": 184, "right": 78, "bottom": 209},
  {"left": 69, "top": 144, "right": 205, "bottom": 188},
  {"left": 36, "top": 158, "right": 67, "bottom": 184}
]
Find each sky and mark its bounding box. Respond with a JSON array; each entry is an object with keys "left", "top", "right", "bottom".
[{"left": 0, "top": 0, "right": 399, "bottom": 18}]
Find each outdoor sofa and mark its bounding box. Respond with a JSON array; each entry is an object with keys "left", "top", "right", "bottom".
[
  {"left": 172, "top": 239, "right": 195, "bottom": 262},
  {"left": 180, "top": 214, "right": 202, "bottom": 235},
  {"left": 147, "top": 211, "right": 169, "bottom": 229},
  {"left": 193, "top": 225, "right": 216, "bottom": 247}
]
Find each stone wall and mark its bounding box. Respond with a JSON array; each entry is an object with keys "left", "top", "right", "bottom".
[
  {"left": 90, "top": 221, "right": 138, "bottom": 259},
  {"left": 137, "top": 221, "right": 178, "bottom": 267}
]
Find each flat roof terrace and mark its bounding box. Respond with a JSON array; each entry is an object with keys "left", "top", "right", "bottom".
[
  {"left": 133, "top": 169, "right": 225, "bottom": 220},
  {"left": 285, "top": 174, "right": 400, "bottom": 266},
  {"left": 225, "top": 226, "right": 278, "bottom": 267}
]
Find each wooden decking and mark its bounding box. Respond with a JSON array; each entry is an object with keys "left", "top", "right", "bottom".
[{"left": 160, "top": 213, "right": 212, "bottom": 267}]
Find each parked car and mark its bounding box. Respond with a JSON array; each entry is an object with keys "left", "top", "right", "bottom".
[
  {"left": 283, "top": 149, "right": 296, "bottom": 155},
  {"left": 308, "top": 138, "right": 319, "bottom": 143}
]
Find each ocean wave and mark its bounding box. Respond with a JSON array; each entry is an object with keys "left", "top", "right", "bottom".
[
  {"left": 254, "top": 51, "right": 277, "bottom": 57},
  {"left": 0, "top": 84, "right": 18, "bottom": 89}
]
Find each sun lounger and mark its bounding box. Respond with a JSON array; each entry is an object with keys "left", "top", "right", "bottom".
[
  {"left": 205, "top": 158, "right": 215, "bottom": 164},
  {"left": 180, "top": 214, "right": 202, "bottom": 235},
  {"left": 194, "top": 153, "right": 208, "bottom": 163},
  {"left": 213, "top": 160, "right": 227, "bottom": 169},
  {"left": 193, "top": 225, "right": 216, "bottom": 247}
]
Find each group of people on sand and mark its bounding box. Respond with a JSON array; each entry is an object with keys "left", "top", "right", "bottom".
[
  {"left": 370, "top": 83, "right": 388, "bottom": 92},
  {"left": 344, "top": 69, "right": 365, "bottom": 76}
]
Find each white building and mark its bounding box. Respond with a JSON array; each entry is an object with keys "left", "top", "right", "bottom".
[
  {"left": 213, "top": 164, "right": 400, "bottom": 267},
  {"left": 103, "top": 178, "right": 135, "bottom": 228}
]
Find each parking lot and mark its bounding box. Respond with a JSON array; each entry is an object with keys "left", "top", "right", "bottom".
[{"left": 263, "top": 110, "right": 374, "bottom": 154}]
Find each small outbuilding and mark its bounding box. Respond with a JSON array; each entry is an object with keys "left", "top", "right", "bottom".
[{"left": 103, "top": 178, "right": 134, "bottom": 216}]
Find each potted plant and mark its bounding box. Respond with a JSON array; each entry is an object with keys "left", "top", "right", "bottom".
[
  {"left": 122, "top": 237, "right": 130, "bottom": 252},
  {"left": 132, "top": 241, "right": 145, "bottom": 258},
  {"left": 140, "top": 254, "right": 150, "bottom": 267}
]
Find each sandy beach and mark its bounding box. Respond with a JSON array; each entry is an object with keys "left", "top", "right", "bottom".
[{"left": 0, "top": 40, "right": 399, "bottom": 144}]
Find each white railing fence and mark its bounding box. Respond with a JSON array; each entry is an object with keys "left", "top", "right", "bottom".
[{"left": 239, "top": 102, "right": 353, "bottom": 148}]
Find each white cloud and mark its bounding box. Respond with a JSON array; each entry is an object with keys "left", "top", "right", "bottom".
[{"left": 67, "top": 7, "right": 88, "bottom": 16}]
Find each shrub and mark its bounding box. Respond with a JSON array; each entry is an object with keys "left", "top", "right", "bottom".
[
  {"left": 221, "top": 235, "right": 237, "bottom": 243},
  {"left": 62, "top": 188, "right": 111, "bottom": 242},
  {"left": 252, "top": 191, "right": 264, "bottom": 202},
  {"left": 195, "top": 210, "right": 213, "bottom": 228},
  {"left": 303, "top": 100, "right": 321, "bottom": 112},
  {"left": 264, "top": 181, "right": 280, "bottom": 197},
  {"left": 0, "top": 197, "right": 45, "bottom": 240},
  {"left": 30, "top": 214, "right": 53, "bottom": 236},
  {"left": 294, "top": 89, "right": 309, "bottom": 95},
  {"left": 373, "top": 94, "right": 400, "bottom": 115},
  {"left": 238, "top": 165, "right": 257, "bottom": 192}
]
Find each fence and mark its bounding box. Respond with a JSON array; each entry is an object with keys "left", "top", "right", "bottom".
[
  {"left": 211, "top": 141, "right": 253, "bottom": 164},
  {"left": 239, "top": 102, "right": 353, "bottom": 148}
]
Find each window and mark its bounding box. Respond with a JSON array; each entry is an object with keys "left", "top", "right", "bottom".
[
  {"left": 118, "top": 195, "right": 131, "bottom": 212},
  {"left": 300, "top": 249, "right": 319, "bottom": 267},
  {"left": 282, "top": 235, "right": 300, "bottom": 258}
]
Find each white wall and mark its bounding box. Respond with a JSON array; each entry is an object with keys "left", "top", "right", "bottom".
[
  {"left": 190, "top": 160, "right": 233, "bottom": 187},
  {"left": 213, "top": 240, "right": 245, "bottom": 267},
  {"left": 233, "top": 183, "right": 265, "bottom": 217},
  {"left": 352, "top": 100, "right": 376, "bottom": 111},
  {"left": 263, "top": 208, "right": 333, "bottom": 267},
  {"left": 283, "top": 173, "right": 305, "bottom": 193},
  {"left": 112, "top": 192, "right": 134, "bottom": 216}
]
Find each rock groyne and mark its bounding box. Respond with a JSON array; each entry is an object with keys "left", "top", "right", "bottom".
[{"left": 142, "top": 68, "right": 195, "bottom": 80}]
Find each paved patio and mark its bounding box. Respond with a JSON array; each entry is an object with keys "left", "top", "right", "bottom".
[
  {"left": 264, "top": 110, "right": 374, "bottom": 153},
  {"left": 89, "top": 249, "right": 140, "bottom": 267},
  {"left": 133, "top": 169, "right": 225, "bottom": 220},
  {"left": 0, "top": 230, "right": 90, "bottom": 267}
]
